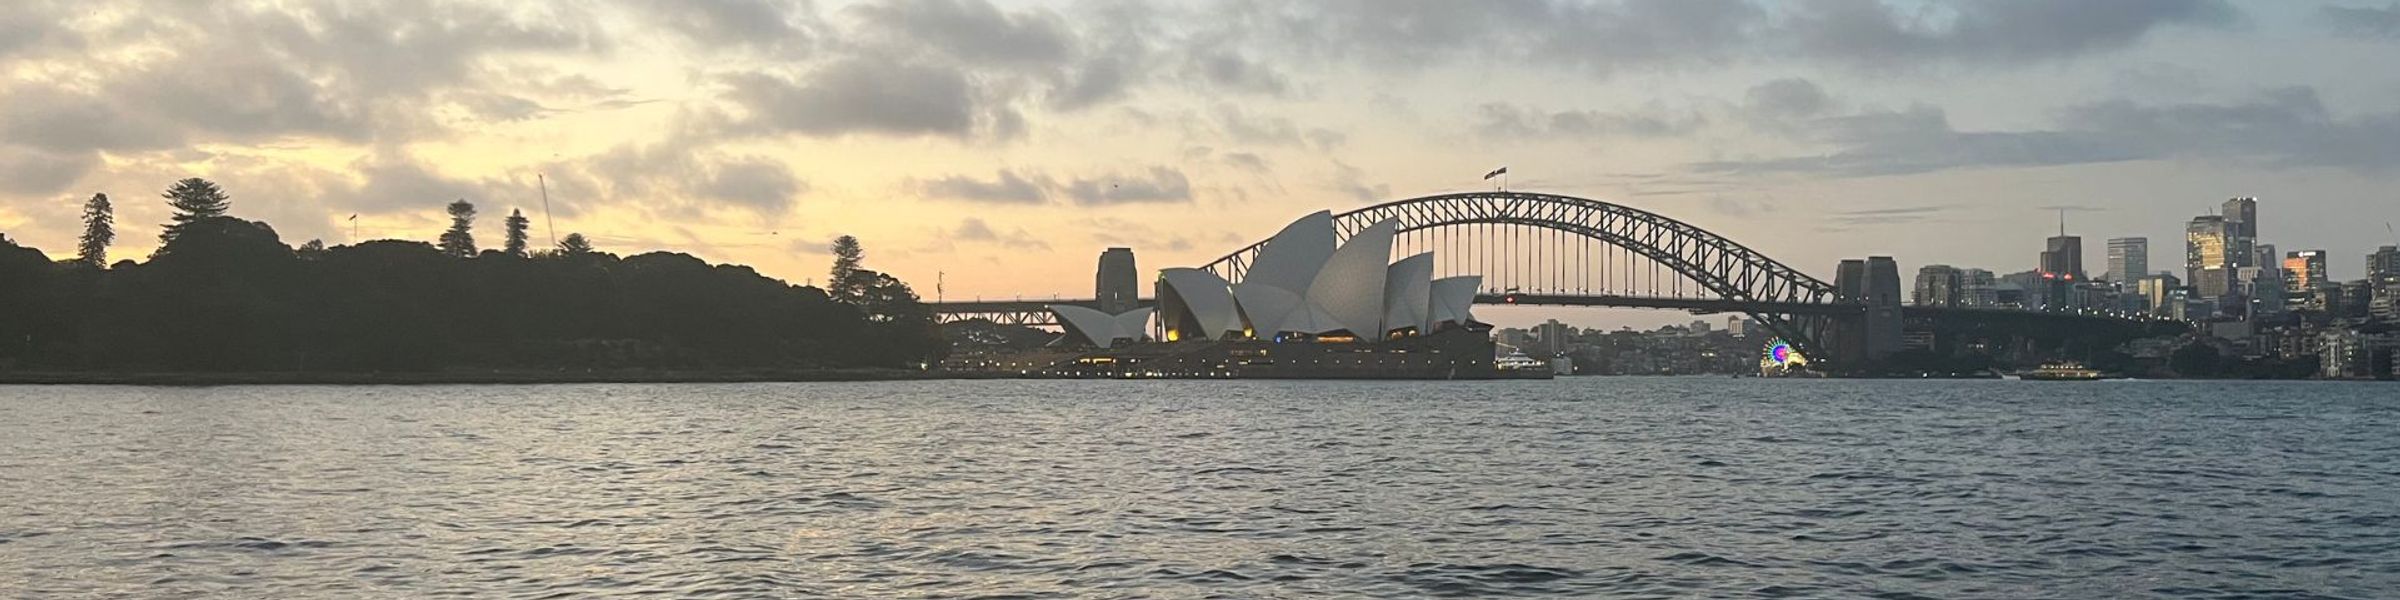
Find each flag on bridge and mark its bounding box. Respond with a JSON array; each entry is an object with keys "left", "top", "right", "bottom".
[{"left": 1483, "top": 166, "right": 1508, "bottom": 180}]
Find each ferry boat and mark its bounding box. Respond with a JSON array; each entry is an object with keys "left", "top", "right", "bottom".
[{"left": 2019, "top": 361, "right": 2104, "bottom": 381}]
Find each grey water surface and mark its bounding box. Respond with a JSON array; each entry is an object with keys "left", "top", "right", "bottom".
[{"left": 2, "top": 379, "right": 2396, "bottom": 599}]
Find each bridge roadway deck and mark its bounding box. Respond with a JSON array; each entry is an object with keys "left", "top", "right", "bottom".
[{"left": 930, "top": 294, "right": 1872, "bottom": 325}]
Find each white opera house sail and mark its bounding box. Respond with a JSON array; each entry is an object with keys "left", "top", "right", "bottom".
[{"left": 1115, "top": 211, "right": 1483, "bottom": 347}]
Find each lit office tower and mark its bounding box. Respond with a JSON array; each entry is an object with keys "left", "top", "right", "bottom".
[
  {"left": 1913, "top": 264, "right": 1963, "bottom": 307},
  {"left": 1095, "top": 247, "right": 1138, "bottom": 314},
  {"left": 2222, "top": 197, "right": 2258, "bottom": 268},
  {"left": 2186, "top": 215, "right": 2233, "bottom": 298},
  {"left": 2284, "top": 250, "right": 2327, "bottom": 311},
  {"left": 2107, "top": 237, "right": 2147, "bottom": 283}
]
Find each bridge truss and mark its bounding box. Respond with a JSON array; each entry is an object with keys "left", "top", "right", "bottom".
[{"left": 1197, "top": 192, "right": 1845, "bottom": 354}]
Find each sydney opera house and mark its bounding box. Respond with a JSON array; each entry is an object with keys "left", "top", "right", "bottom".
[{"left": 1026, "top": 211, "right": 1533, "bottom": 379}]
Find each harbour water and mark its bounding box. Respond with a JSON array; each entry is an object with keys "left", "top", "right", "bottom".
[{"left": 2, "top": 379, "right": 2395, "bottom": 598}]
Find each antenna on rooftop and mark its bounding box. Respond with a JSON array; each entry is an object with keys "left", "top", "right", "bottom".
[{"left": 538, "top": 173, "right": 558, "bottom": 248}]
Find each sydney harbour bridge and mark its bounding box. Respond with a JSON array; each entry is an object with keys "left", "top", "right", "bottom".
[{"left": 928, "top": 191, "right": 2177, "bottom": 368}]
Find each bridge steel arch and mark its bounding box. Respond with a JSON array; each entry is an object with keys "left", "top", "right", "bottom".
[{"left": 1198, "top": 191, "right": 1844, "bottom": 356}]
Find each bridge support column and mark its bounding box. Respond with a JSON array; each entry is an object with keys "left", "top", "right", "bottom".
[{"left": 1830, "top": 257, "right": 1905, "bottom": 369}]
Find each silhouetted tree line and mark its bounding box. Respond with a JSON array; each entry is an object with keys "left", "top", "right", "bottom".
[{"left": 0, "top": 179, "right": 942, "bottom": 372}]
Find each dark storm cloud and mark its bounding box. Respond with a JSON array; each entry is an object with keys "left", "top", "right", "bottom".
[
  {"left": 911, "top": 170, "right": 1054, "bottom": 204},
  {"left": 1063, "top": 167, "right": 1194, "bottom": 205},
  {"left": 700, "top": 158, "right": 810, "bottom": 213},
  {"left": 2322, "top": 3, "right": 2400, "bottom": 39}
]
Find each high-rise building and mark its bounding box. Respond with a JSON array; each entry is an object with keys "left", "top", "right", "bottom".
[
  {"left": 1535, "top": 319, "right": 1572, "bottom": 356},
  {"left": 2371, "top": 246, "right": 2400, "bottom": 279},
  {"left": 2284, "top": 250, "right": 2327, "bottom": 311},
  {"left": 2186, "top": 215, "right": 2231, "bottom": 291},
  {"left": 1961, "top": 268, "right": 1999, "bottom": 307},
  {"left": 1913, "top": 264, "right": 1963, "bottom": 307},
  {"left": 1095, "top": 247, "right": 1138, "bottom": 314},
  {"left": 2139, "top": 273, "right": 2182, "bottom": 315},
  {"left": 2222, "top": 197, "right": 2258, "bottom": 268},
  {"left": 2042, "top": 235, "right": 2084, "bottom": 281},
  {"left": 2254, "top": 243, "right": 2279, "bottom": 277},
  {"left": 2106, "top": 237, "right": 2147, "bottom": 283},
  {"left": 1726, "top": 316, "right": 1750, "bottom": 337}
]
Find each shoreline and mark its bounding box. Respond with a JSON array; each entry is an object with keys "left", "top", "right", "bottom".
[{"left": 0, "top": 368, "right": 991, "bottom": 386}]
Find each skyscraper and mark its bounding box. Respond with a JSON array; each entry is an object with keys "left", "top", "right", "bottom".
[
  {"left": 1095, "top": 247, "right": 1138, "bottom": 314},
  {"left": 2106, "top": 237, "right": 2147, "bottom": 283},
  {"left": 2284, "top": 250, "right": 2327, "bottom": 311},
  {"left": 2186, "top": 215, "right": 2231, "bottom": 297},
  {"left": 2371, "top": 245, "right": 2400, "bottom": 279},
  {"left": 2222, "top": 197, "right": 2258, "bottom": 268},
  {"left": 1913, "top": 264, "right": 1962, "bottom": 307}
]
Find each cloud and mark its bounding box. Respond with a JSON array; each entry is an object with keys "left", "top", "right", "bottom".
[
  {"left": 712, "top": 56, "right": 985, "bottom": 139},
  {"left": 1063, "top": 167, "right": 1193, "bottom": 205},
  {"left": 2322, "top": 3, "right": 2400, "bottom": 39},
  {"left": 620, "top": 0, "right": 820, "bottom": 53},
  {"left": 0, "top": 146, "right": 98, "bottom": 196},
  {"left": 1694, "top": 84, "right": 2400, "bottom": 177},
  {"left": 1329, "top": 161, "right": 1390, "bottom": 203},
  {"left": 911, "top": 169, "right": 1053, "bottom": 204},
  {"left": 1184, "top": 49, "right": 1292, "bottom": 96},
  {"left": 1474, "top": 102, "right": 1704, "bottom": 139},
  {"left": 1222, "top": 152, "right": 1272, "bottom": 174},
  {"left": 1229, "top": 0, "right": 2232, "bottom": 76},
  {"left": 1744, "top": 78, "right": 1834, "bottom": 120},
  {"left": 847, "top": 0, "right": 1075, "bottom": 67},
  {"left": 1782, "top": 0, "right": 2235, "bottom": 68},
  {"left": 1826, "top": 204, "right": 1959, "bottom": 226},
  {"left": 950, "top": 217, "right": 1050, "bottom": 250}
]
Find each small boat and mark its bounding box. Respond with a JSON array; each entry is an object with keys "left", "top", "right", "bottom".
[{"left": 2019, "top": 361, "right": 2104, "bottom": 381}]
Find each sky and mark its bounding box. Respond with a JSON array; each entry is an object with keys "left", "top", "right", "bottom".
[{"left": 3, "top": 0, "right": 2398, "bottom": 330}]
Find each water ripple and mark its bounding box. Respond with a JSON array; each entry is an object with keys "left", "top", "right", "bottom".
[{"left": 2, "top": 379, "right": 2397, "bottom": 598}]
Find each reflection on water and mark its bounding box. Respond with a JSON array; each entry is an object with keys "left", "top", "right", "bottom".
[{"left": 2, "top": 379, "right": 2396, "bottom": 598}]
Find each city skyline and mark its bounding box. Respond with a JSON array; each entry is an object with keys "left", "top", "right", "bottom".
[{"left": 3, "top": 0, "right": 2398, "bottom": 333}]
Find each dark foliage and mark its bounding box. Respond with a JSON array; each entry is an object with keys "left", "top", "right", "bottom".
[
  {"left": 503, "top": 209, "right": 530, "bottom": 257},
  {"left": 158, "top": 178, "right": 230, "bottom": 247},
  {"left": 78, "top": 193, "right": 113, "bottom": 267},
  {"left": 438, "top": 200, "right": 477, "bottom": 257},
  {"left": 0, "top": 218, "right": 944, "bottom": 373}
]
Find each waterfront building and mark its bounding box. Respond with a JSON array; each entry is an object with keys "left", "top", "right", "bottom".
[
  {"left": 1096, "top": 247, "right": 1139, "bottom": 314},
  {"left": 1497, "top": 327, "right": 1533, "bottom": 350},
  {"left": 2246, "top": 269, "right": 2287, "bottom": 320},
  {"left": 2339, "top": 280, "right": 2376, "bottom": 319},
  {"left": 2317, "top": 329, "right": 2391, "bottom": 379},
  {"left": 1536, "top": 320, "right": 1572, "bottom": 356},
  {"left": 2192, "top": 266, "right": 2235, "bottom": 300},
  {"left": 1913, "top": 264, "right": 1963, "bottom": 307},
  {"left": 2107, "top": 237, "right": 2148, "bottom": 283},
  {"left": 2223, "top": 197, "right": 2258, "bottom": 268},
  {"left": 2284, "top": 250, "right": 2328, "bottom": 311},
  {"left": 1144, "top": 212, "right": 1481, "bottom": 345},
  {"left": 1727, "top": 316, "right": 1750, "bottom": 337}
]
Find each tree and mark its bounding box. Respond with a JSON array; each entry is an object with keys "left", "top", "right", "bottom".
[
  {"left": 503, "top": 209, "right": 530, "bottom": 257},
  {"left": 78, "top": 193, "right": 114, "bottom": 267},
  {"left": 2170, "top": 343, "right": 2222, "bottom": 377},
  {"left": 437, "top": 199, "right": 477, "bottom": 257},
  {"left": 159, "top": 178, "right": 231, "bottom": 246},
  {"left": 829, "top": 234, "right": 864, "bottom": 301},
  {"left": 558, "top": 232, "right": 594, "bottom": 255}
]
